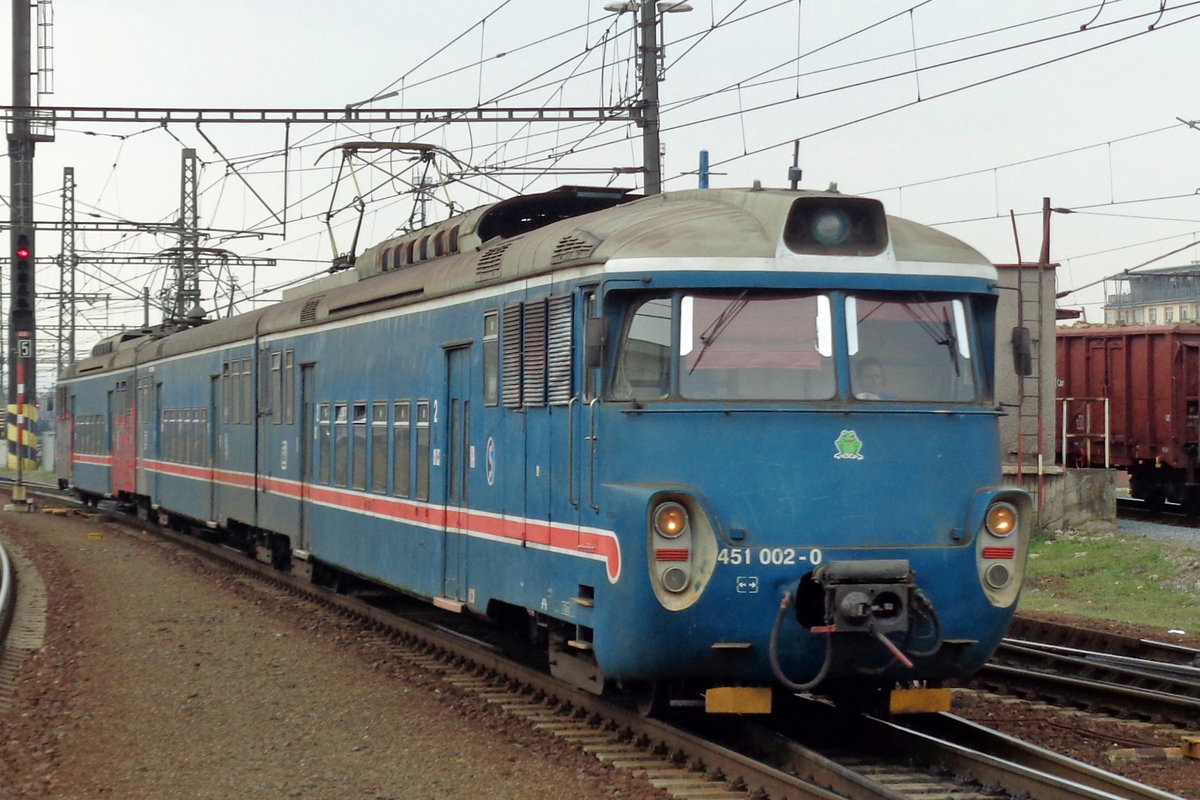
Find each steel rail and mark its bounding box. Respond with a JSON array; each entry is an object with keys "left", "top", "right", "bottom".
[
  {"left": 893, "top": 712, "right": 1186, "bottom": 800},
  {"left": 0, "top": 540, "right": 14, "bottom": 648},
  {"left": 1008, "top": 616, "right": 1200, "bottom": 667},
  {"left": 995, "top": 640, "right": 1200, "bottom": 696},
  {"left": 976, "top": 661, "right": 1200, "bottom": 727},
  {"left": 1006, "top": 639, "right": 1200, "bottom": 681}
]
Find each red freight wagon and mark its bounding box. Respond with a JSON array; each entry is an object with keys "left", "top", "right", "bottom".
[{"left": 1057, "top": 325, "right": 1200, "bottom": 511}]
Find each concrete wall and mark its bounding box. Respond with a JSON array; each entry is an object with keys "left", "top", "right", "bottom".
[{"left": 1012, "top": 467, "right": 1116, "bottom": 534}]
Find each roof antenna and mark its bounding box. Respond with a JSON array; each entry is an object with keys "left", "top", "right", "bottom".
[{"left": 788, "top": 139, "right": 802, "bottom": 189}]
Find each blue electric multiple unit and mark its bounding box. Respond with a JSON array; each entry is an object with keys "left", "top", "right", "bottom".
[{"left": 55, "top": 186, "right": 1031, "bottom": 714}]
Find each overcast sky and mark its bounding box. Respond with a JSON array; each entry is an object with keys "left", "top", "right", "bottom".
[{"left": 5, "top": 0, "right": 1200, "bottom": 371}]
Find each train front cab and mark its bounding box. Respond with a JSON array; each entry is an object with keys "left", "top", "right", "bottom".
[{"left": 573, "top": 199, "right": 1032, "bottom": 715}]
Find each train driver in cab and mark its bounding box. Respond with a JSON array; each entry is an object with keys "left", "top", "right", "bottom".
[{"left": 852, "top": 357, "right": 896, "bottom": 400}]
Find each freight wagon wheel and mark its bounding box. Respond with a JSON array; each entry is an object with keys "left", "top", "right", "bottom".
[
  {"left": 1141, "top": 488, "right": 1166, "bottom": 513},
  {"left": 1182, "top": 487, "right": 1200, "bottom": 518}
]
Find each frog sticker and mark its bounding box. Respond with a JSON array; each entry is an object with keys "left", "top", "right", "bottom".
[{"left": 834, "top": 429, "right": 865, "bottom": 460}]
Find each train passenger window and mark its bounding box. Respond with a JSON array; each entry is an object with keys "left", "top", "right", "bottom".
[
  {"left": 178, "top": 409, "right": 187, "bottom": 464},
  {"left": 612, "top": 297, "right": 671, "bottom": 401},
  {"left": 221, "top": 362, "right": 230, "bottom": 424},
  {"left": 352, "top": 402, "right": 368, "bottom": 490},
  {"left": 199, "top": 408, "right": 209, "bottom": 464},
  {"left": 393, "top": 401, "right": 411, "bottom": 498},
  {"left": 284, "top": 350, "right": 295, "bottom": 425},
  {"left": 317, "top": 404, "right": 331, "bottom": 484},
  {"left": 483, "top": 310, "right": 499, "bottom": 407},
  {"left": 242, "top": 358, "right": 253, "bottom": 424},
  {"left": 231, "top": 361, "right": 241, "bottom": 424},
  {"left": 271, "top": 352, "right": 282, "bottom": 424},
  {"left": 416, "top": 400, "right": 431, "bottom": 501},
  {"left": 846, "top": 295, "right": 976, "bottom": 402},
  {"left": 371, "top": 402, "right": 388, "bottom": 493},
  {"left": 162, "top": 409, "right": 171, "bottom": 461},
  {"left": 679, "top": 293, "right": 835, "bottom": 401},
  {"left": 187, "top": 408, "right": 197, "bottom": 464},
  {"left": 333, "top": 403, "right": 348, "bottom": 487}
]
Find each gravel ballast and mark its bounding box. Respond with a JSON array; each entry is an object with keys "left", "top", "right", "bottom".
[{"left": 0, "top": 506, "right": 666, "bottom": 800}]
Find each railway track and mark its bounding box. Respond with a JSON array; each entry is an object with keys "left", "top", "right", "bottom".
[
  {"left": 1116, "top": 495, "right": 1200, "bottom": 524},
  {"left": 975, "top": 618, "right": 1200, "bottom": 727},
  {"left": 3, "top": 482, "right": 1187, "bottom": 800}
]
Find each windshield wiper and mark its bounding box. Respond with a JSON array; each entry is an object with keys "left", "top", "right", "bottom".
[
  {"left": 941, "top": 308, "right": 961, "bottom": 377},
  {"left": 688, "top": 291, "right": 749, "bottom": 374}
]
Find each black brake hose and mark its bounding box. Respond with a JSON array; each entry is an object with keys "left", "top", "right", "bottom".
[
  {"left": 905, "top": 590, "right": 943, "bottom": 659},
  {"left": 768, "top": 590, "right": 833, "bottom": 692}
]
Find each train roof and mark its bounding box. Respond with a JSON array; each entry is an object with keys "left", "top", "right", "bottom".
[{"left": 60, "top": 186, "right": 993, "bottom": 381}]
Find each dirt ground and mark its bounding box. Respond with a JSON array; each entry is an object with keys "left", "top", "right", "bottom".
[
  {"left": 0, "top": 504, "right": 1196, "bottom": 799},
  {"left": 0, "top": 507, "right": 669, "bottom": 800}
]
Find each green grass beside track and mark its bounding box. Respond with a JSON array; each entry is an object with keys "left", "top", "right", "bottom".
[{"left": 1019, "top": 529, "right": 1200, "bottom": 633}]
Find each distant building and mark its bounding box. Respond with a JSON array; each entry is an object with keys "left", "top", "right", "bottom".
[{"left": 1104, "top": 264, "right": 1200, "bottom": 324}]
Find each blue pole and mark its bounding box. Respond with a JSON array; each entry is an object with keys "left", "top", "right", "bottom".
[{"left": 699, "top": 150, "right": 709, "bottom": 189}]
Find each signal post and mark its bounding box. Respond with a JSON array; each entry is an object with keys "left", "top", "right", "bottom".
[{"left": 8, "top": 0, "right": 44, "bottom": 498}]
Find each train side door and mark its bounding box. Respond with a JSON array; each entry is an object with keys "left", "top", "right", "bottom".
[
  {"left": 136, "top": 375, "right": 158, "bottom": 499},
  {"left": 570, "top": 290, "right": 599, "bottom": 529},
  {"left": 547, "top": 291, "right": 593, "bottom": 540},
  {"left": 209, "top": 374, "right": 220, "bottom": 524},
  {"left": 54, "top": 391, "right": 74, "bottom": 489},
  {"left": 110, "top": 380, "right": 136, "bottom": 496},
  {"left": 523, "top": 295, "right": 581, "bottom": 555},
  {"left": 441, "top": 344, "right": 471, "bottom": 602},
  {"left": 299, "top": 364, "right": 314, "bottom": 552}
]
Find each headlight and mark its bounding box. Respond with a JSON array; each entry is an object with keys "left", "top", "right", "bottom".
[
  {"left": 653, "top": 502, "right": 689, "bottom": 538},
  {"left": 986, "top": 503, "right": 1017, "bottom": 537},
  {"left": 661, "top": 567, "right": 689, "bottom": 593},
  {"left": 812, "top": 208, "right": 851, "bottom": 245}
]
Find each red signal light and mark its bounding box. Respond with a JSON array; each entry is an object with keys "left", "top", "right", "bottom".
[{"left": 16, "top": 247, "right": 30, "bottom": 259}]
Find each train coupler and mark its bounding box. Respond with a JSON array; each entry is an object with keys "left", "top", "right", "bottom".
[{"left": 812, "top": 559, "right": 916, "bottom": 638}]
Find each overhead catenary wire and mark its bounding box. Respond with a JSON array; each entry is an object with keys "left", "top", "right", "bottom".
[{"left": 34, "top": 0, "right": 1200, "bottom": 358}]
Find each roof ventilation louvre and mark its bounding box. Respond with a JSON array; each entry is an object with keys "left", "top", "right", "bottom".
[
  {"left": 476, "top": 242, "right": 512, "bottom": 281},
  {"left": 551, "top": 231, "right": 600, "bottom": 265},
  {"left": 300, "top": 297, "right": 322, "bottom": 324}
]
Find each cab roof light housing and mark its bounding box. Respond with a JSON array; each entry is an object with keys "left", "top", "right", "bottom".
[{"left": 783, "top": 196, "right": 888, "bottom": 257}]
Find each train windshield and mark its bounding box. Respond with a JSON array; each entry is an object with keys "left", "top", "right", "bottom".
[
  {"left": 611, "top": 291, "right": 979, "bottom": 403},
  {"left": 613, "top": 293, "right": 836, "bottom": 401},
  {"left": 846, "top": 294, "right": 976, "bottom": 402}
]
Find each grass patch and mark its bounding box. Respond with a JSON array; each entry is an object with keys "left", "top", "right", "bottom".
[
  {"left": 0, "top": 468, "right": 57, "bottom": 484},
  {"left": 1019, "top": 529, "right": 1200, "bottom": 632}
]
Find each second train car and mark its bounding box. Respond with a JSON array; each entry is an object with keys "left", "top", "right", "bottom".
[{"left": 55, "top": 185, "right": 1031, "bottom": 713}]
